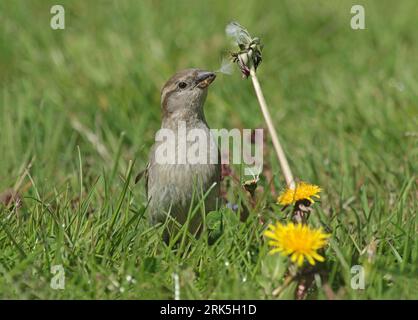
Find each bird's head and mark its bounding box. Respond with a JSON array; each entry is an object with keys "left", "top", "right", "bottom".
[{"left": 160, "top": 69, "right": 216, "bottom": 122}]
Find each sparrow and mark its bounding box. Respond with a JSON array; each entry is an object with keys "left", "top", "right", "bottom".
[{"left": 136, "top": 69, "right": 220, "bottom": 241}]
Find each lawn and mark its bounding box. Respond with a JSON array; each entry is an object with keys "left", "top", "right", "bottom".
[{"left": 0, "top": 0, "right": 417, "bottom": 299}]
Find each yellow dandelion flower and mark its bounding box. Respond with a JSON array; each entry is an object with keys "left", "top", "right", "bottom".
[
  {"left": 277, "top": 182, "right": 321, "bottom": 206},
  {"left": 264, "top": 222, "right": 330, "bottom": 266}
]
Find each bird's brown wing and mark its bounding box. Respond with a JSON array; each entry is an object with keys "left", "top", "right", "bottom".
[{"left": 135, "top": 163, "right": 150, "bottom": 198}]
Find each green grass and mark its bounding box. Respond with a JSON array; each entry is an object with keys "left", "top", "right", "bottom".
[{"left": 0, "top": 0, "right": 417, "bottom": 299}]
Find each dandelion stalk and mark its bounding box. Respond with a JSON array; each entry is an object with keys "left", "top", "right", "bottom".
[
  {"left": 249, "top": 66, "right": 295, "bottom": 189},
  {"left": 227, "top": 22, "right": 324, "bottom": 225},
  {"left": 272, "top": 273, "right": 295, "bottom": 297},
  {"left": 226, "top": 22, "right": 295, "bottom": 189}
]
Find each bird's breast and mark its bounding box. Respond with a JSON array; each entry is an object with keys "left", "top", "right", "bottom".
[{"left": 147, "top": 123, "right": 220, "bottom": 207}]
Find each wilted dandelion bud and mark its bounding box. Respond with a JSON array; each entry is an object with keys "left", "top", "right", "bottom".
[{"left": 243, "top": 177, "right": 259, "bottom": 197}]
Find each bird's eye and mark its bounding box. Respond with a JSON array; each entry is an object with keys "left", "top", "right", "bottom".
[{"left": 178, "top": 82, "right": 187, "bottom": 89}]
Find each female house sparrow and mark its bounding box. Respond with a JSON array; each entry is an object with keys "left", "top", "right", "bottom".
[{"left": 137, "top": 69, "right": 220, "bottom": 241}]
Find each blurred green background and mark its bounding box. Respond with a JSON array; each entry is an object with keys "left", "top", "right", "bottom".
[{"left": 0, "top": 0, "right": 417, "bottom": 299}]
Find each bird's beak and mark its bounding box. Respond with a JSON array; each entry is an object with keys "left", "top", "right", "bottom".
[{"left": 195, "top": 71, "right": 216, "bottom": 89}]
